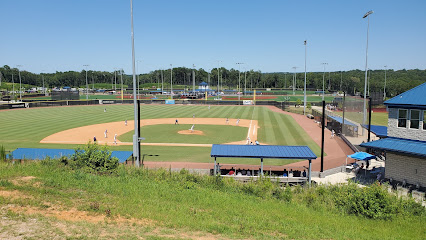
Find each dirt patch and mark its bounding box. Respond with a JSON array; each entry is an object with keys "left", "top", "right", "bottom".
[
  {"left": 8, "top": 205, "right": 154, "bottom": 226},
  {"left": 0, "top": 190, "right": 33, "bottom": 200},
  {"left": 40, "top": 118, "right": 259, "bottom": 147},
  {"left": 178, "top": 130, "right": 204, "bottom": 135}
]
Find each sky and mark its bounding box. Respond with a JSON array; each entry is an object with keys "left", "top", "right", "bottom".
[{"left": 1, "top": 0, "right": 425, "bottom": 74}]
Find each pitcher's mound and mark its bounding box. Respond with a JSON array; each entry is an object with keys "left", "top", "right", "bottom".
[{"left": 178, "top": 130, "right": 204, "bottom": 135}]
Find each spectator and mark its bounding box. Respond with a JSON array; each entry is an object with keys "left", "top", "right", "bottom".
[
  {"left": 283, "top": 168, "right": 288, "bottom": 177},
  {"left": 246, "top": 170, "right": 251, "bottom": 176},
  {"left": 289, "top": 169, "right": 294, "bottom": 177},
  {"left": 241, "top": 169, "right": 247, "bottom": 175},
  {"left": 302, "top": 170, "right": 307, "bottom": 177},
  {"left": 228, "top": 169, "right": 235, "bottom": 175}
]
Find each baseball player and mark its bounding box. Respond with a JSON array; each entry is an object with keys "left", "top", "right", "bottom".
[
  {"left": 114, "top": 134, "right": 117, "bottom": 144},
  {"left": 104, "top": 129, "right": 108, "bottom": 138}
]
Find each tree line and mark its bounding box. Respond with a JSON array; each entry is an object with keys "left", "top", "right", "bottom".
[{"left": 1, "top": 64, "right": 425, "bottom": 98}]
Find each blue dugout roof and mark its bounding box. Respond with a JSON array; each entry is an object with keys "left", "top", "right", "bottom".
[
  {"left": 385, "top": 82, "right": 426, "bottom": 108},
  {"left": 361, "top": 124, "right": 387, "bottom": 137},
  {"left": 360, "top": 138, "right": 426, "bottom": 158},
  {"left": 211, "top": 144, "right": 317, "bottom": 159},
  {"left": 9, "top": 148, "right": 133, "bottom": 163},
  {"left": 328, "top": 116, "right": 358, "bottom": 127}
]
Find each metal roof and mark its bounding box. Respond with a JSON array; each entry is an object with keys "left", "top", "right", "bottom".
[
  {"left": 384, "top": 82, "right": 426, "bottom": 108},
  {"left": 9, "top": 148, "right": 133, "bottom": 163},
  {"left": 210, "top": 144, "right": 317, "bottom": 159},
  {"left": 360, "top": 138, "right": 426, "bottom": 157},
  {"left": 361, "top": 124, "right": 387, "bottom": 137},
  {"left": 328, "top": 115, "right": 358, "bottom": 127}
]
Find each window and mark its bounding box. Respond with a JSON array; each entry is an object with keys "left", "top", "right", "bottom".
[
  {"left": 398, "top": 109, "right": 407, "bottom": 128},
  {"left": 423, "top": 111, "right": 426, "bottom": 130},
  {"left": 410, "top": 110, "right": 420, "bottom": 129}
]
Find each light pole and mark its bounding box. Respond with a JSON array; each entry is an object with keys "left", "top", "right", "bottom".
[
  {"left": 363, "top": 10, "right": 374, "bottom": 136},
  {"left": 383, "top": 65, "right": 387, "bottom": 100},
  {"left": 192, "top": 64, "right": 196, "bottom": 93},
  {"left": 137, "top": 60, "right": 142, "bottom": 98},
  {"left": 130, "top": 0, "right": 140, "bottom": 167},
  {"left": 17, "top": 65, "right": 22, "bottom": 101},
  {"left": 236, "top": 62, "right": 243, "bottom": 100},
  {"left": 321, "top": 63, "right": 328, "bottom": 100},
  {"left": 217, "top": 60, "right": 221, "bottom": 95},
  {"left": 292, "top": 67, "right": 297, "bottom": 95},
  {"left": 120, "top": 69, "right": 123, "bottom": 100},
  {"left": 41, "top": 70, "right": 45, "bottom": 94},
  {"left": 114, "top": 68, "right": 117, "bottom": 91},
  {"left": 83, "top": 64, "right": 89, "bottom": 100},
  {"left": 303, "top": 40, "right": 307, "bottom": 115},
  {"left": 170, "top": 64, "right": 173, "bottom": 99},
  {"left": 161, "top": 69, "right": 164, "bottom": 94}
]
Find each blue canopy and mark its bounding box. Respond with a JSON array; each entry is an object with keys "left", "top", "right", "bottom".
[{"left": 347, "top": 152, "right": 376, "bottom": 161}]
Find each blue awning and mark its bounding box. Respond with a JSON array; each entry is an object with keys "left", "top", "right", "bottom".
[
  {"left": 211, "top": 144, "right": 317, "bottom": 159},
  {"left": 361, "top": 124, "right": 387, "bottom": 137},
  {"left": 347, "top": 152, "right": 376, "bottom": 161},
  {"left": 9, "top": 148, "right": 133, "bottom": 163},
  {"left": 360, "top": 138, "right": 426, "bottom": 157}
]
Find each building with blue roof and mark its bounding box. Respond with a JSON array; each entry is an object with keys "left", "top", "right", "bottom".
[
  {"left": 198, "top": 81, "right": 209, "bottom": 91},
  {"left": 360, "top": 82, "right": 426, "bottom": 188}
]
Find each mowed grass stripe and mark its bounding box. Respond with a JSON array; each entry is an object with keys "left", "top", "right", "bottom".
[
  {"left": 261, "top": 108, "right": 277, "bottom": 144},
  {"left": 268, "top": 111, "right": 289, "bottom": 145}
]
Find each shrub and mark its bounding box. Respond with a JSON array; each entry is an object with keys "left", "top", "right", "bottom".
[
  {"left": 63, "top": 142, "right": 119, "bottom": 175},
  {"left": 0, "top": 145, "right": 6, "bottom": 162}
]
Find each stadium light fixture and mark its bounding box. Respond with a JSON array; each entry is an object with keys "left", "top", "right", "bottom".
[{"left": 363, "top": 10, "right": 373, "bottom": 136}]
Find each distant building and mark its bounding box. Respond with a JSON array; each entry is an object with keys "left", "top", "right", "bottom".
[
  {"left": 198, "top": 81, "right": 209, "bottom": 91},
  {"left": 361, "top": 82, "right": 426, "bottom": 188}
]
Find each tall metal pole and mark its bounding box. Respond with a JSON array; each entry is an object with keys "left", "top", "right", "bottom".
[
  {"left": 120, "top": 69, "right": 123, "bottom": 101},
  {"left": 244, "top": 71, "right": 247, "bottom": 94},
  {"left": 114, "top": 69, "right": 117, "bottom": 91},
  {"left": 42, "top": 73, "right": 45, "bottom": 94},
  {"left": 303, "top": 40, "right": 307, "bottom": 115},
  {"left": 170, "top": 64, "right": 173, "bottom": 99},
  {"left": 236, "top": 63, "right": 243, "bottom": 99},
  {"left": 192, "top": 64, "right": 195, "bottom": 93},
  {"left": 368, "top": 97, "right": 372, "bottom": 142},
  {"left": 83, "top": 65, "right": 89, "bottom": 100},
  {"left": 363, "top": 10, "right": 374, "bottom": 136},
  {"left": 17, "top": 65, "right": 22, "bottom": 101},
  {"left": 161, "top": 69, "right": 164, "bottom": 94},
  {"left": 321, "top": 63, "right": 327, "bottom": 100},
  {"left": 292, "top": 67, "right": 297, "bottom": 95},
  {"left": 130, "top": 0, "right": 140, "bottom": 167},
  {"left": 217, "top": 61, "right": 221, "bottom": 95},
  {"left": 383, "top": 65, "right": 387, "bottom": 100},
  {"left": 12, "top": 73, "right": 15, "bottom": 100},
  {"left": 321, "top": 100, "right": 325, "bottom": 172}
]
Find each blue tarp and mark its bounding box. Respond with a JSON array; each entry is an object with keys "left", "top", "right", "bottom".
[
  {"left": 347, "top": 152, "right": 376, "bottom": 161},
  {"left": 9, "top": 148, "right": 133, "bottom": 163},
  {"left": 211, "top": 144, "right": 317, "bottom": 159},
  {"left": 361, "top": 124, "right": 387, "bottom": 137},
  {"left": 360, "top": 137, "right": 426, "bottom": 157}
]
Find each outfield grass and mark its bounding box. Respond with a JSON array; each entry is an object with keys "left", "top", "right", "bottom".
[
  {"left": 334, "top": 111, "right": 389, "bottom": 126},
  {"left": 0, "top": 104, "right": 321, "bottom": 164},
  {"left": 0, "top": 162, "right": 424, "bottom": 239}
]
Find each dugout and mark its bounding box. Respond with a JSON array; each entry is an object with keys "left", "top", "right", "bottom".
[{"left": 210, "top": 144, "right": 317, "bottom": 185}]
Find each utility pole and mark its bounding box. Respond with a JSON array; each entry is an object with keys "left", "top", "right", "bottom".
[
  {"left": 340, "top": 71, "right": 343, "bottom": 92},
  {"left": 236, "top": 62, "right": 243, "bottom": 99},
  {"left": 41, "top": 70, "right": 45, "bottom": 94}
]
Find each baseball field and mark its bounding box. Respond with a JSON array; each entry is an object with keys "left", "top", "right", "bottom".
[{"left": 0, "top": 104, "right": 322, "bottom": 165}]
